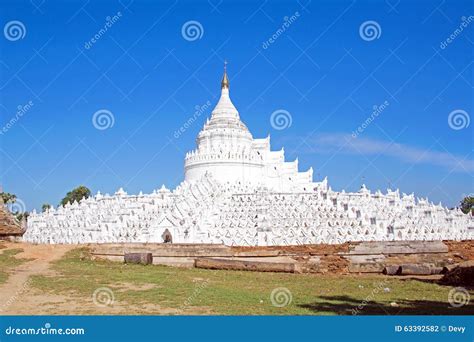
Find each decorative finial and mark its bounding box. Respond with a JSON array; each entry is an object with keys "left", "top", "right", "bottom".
[{"left": 221, "top": 60, "right": 229, "bottom": 89}]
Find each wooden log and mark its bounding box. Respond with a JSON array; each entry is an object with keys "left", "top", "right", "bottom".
[
  {"left": 195, "top": 257, "right": 296, "bottom": 273},
  {"left": 441, "top": 264, "right": 458, "bottom": 274},
  {"left": 429, "top": 266, "right": 444, "bottom": 275},
  {"left": 399, "top": 264, "right": 433, "bottom": 275},
  {"left": 124, "top": 252, "right": 153, "bottom": 265},
  {"left": 383, "top": 265, "right": 401, "bottom": 275}
]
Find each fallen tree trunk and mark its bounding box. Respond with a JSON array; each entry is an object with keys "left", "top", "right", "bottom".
[
  {"left": 399, "top": 264, "right": 434, "bottom": 275},
  {"left": 429, "top": 266, "right": 445, "bottom": 275},
  {"left": 195, "top": 257, "right": 296, "bottom": 273},
  {"left": 382, "top": 265, "right": 401, "bottom": 275},
  {"left": 124, "top": 253, "right": 153, "bottom": 265}
]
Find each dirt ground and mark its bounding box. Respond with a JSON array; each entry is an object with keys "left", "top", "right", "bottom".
[
  {"left": 0, "top": 242, "right": 183, "bottom": 315},
  {"left": 0, "top": 241, "right": 471, "bottom": 315}
]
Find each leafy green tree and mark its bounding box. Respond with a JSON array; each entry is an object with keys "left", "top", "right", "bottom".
[
  {"left": 460, "top": 196, "right": 474, "bottom": 215},
  {"left": 0, "top": 192, "right": 16, "bottom": 204},
  {"left": 42, "top": 203, "right": 52, "bottom": 212},
  {"left": 60, "top": 186, "right": 91, "bottom": 206},
  {"left": 0, "top": 191, "right": 26, "bottom": 221},
  {"left": 16, "top": 212, "right": 29, "bottom": 222}
]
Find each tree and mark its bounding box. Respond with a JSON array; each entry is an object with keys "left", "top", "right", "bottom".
[
  {"left": 16, "top": 212, "right": 29, "bottom": 222},
  {"left": 42, "top": 203, "right": 52, "bottom": 212},
  {"left": 0, "top": 192, "right": 16, "bottom": 204},
  {"left": 0, "top": 191, "right": 27, "bottom": 222},
  {"left": 460, "top": 196, "right": 474, "bottom": 215},
  {"left": 60, "top": 186, "right": 91, "bottom": 206}
]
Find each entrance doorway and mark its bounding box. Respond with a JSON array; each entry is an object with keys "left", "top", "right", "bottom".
[{"left": 162, "top": 229, "right": 173, "bottom": 243}]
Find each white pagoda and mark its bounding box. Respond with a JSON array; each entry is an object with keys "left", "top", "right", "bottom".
[
  {"left": 184, "top": 63, "right": 312, "bottom": 190},
  {"left": 24, "top": 66, "right": 473, "bottom": 246}
]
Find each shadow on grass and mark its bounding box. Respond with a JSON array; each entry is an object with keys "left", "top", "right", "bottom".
[{"left": 298, "top": 295, "right": 474, "bottom": 315}]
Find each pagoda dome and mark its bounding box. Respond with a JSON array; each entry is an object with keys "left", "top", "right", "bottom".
[{"left": 196, "top": 62, "right": 253, "bottom": 150}]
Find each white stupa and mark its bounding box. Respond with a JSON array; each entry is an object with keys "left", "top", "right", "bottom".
[
  {"left": 184, "top": 63, "right": 312, "bottom": 190},
  {"left": 24, "top": 65, "right": 473, "bottom": 245}
]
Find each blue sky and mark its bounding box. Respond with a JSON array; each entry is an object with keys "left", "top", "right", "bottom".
[{"left": 0, "top": 0, "right": 472, "bottom": 211}]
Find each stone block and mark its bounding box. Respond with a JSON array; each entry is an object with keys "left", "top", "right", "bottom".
[{"left": 124, "top": 252, "right": 153, "bottom": 265}]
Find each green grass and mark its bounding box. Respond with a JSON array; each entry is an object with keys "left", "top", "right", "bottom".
[
  {"left": 30, "top": 248, "right": 474, "bottom": 315},
  {"left": 0, "top": 248, "right": 27, "bottom": 284}
]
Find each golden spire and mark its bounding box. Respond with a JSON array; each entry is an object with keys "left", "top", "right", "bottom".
[{"left": 221, "top": 60, "right": 229, "bottom": 89}]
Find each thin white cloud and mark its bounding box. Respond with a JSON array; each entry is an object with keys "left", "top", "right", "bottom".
[{"left": 302, "top": 133, "right": 474, "bottom": 173}]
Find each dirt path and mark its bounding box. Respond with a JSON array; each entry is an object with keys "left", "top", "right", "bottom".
[{"left": 0, "top": 243, "right": 74, "bottom": 314}]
